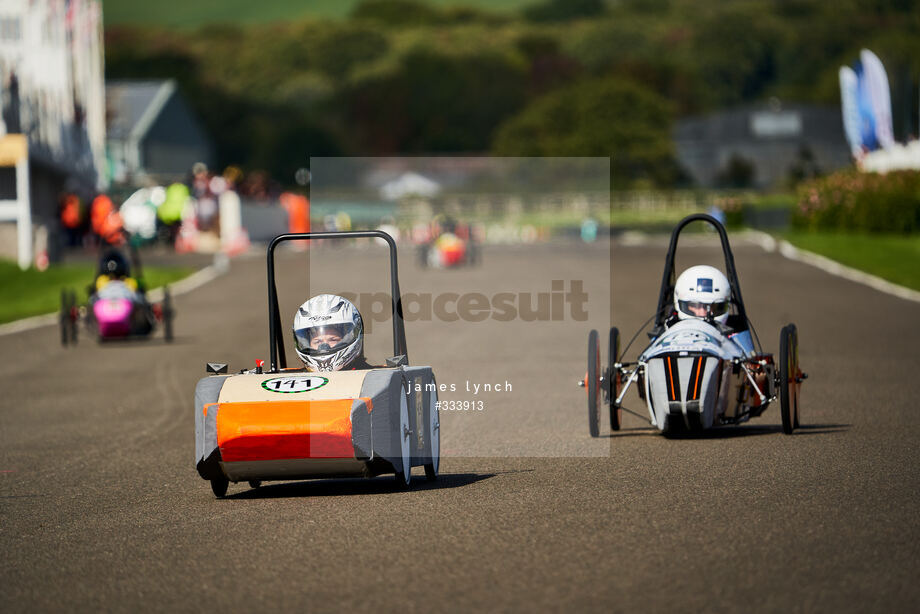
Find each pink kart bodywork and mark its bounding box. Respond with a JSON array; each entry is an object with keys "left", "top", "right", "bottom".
[{"left": 93, "top": 298, "right": 133, "bottom": 337}]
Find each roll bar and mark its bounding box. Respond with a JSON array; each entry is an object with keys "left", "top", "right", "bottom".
[
  {"left": 651, "top": 214, "right": 749, "bottom": 335},
  {"left": 267, "top": 231, "right": 408, "bottom": 372}
]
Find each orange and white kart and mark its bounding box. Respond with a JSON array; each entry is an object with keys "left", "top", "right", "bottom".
[
  {"left": 416, "top": 217, "right": 479, "bottom": 268},
  {"left": 195, "top": 231, "right": 440, "bottom": 498},
  {"left": 581, "top": 214, "right": 807, "bottom": 436}
]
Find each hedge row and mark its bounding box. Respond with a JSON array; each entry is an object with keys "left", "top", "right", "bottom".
[{"left": 793, "top": 170, "right": 920, "bottom": 233}]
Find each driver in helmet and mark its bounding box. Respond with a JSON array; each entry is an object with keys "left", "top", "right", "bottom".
[
  {"left": 94, "top": 249, "right": 142, "bottom": 294},
  {"left": 293, "top": 294, "right": 373, "bottom": 371},
  {"left": 671, "top": 265, "right": 731, "bottom": 327}
]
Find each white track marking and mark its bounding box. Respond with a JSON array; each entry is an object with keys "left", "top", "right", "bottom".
[{"left": 746, "top": 230, "right": 920, "bottom": 304}]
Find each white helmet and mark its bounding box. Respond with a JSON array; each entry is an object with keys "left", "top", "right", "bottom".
[
  {"left": 674, "top": 265, "right": 732, "bottom": 324},
  {"left": 293, "top": 294, "right": 363, "bottom": 371}
]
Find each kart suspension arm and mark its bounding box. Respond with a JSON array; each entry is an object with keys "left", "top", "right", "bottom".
[
  {"left": 615, "top": 363, "right": 643, "bottom": 406},
  {"left": 736, "top": 360, "right": 768, "bottom": 405}
]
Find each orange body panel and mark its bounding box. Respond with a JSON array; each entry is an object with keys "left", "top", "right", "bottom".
[{"left": 217, "top": 398, "right": 371, "bottom": 462}]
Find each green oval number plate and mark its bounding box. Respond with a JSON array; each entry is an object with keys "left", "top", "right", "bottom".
[{"left": 261, "top": 376, "right": 329, "bottom": 394}]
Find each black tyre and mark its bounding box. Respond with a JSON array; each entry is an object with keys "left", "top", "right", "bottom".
[
  {"left": 394, "top": 384, "right": 412, "bottom": 487},
  {"left": 779, "top": 324, "right": 799, "bottom": 435},
  {"left": 163, "top": 286, "right": 174, "bottom": 342},
  {"left": 248, "top": 480, "right": 262, "bottom": 489},
  {"left": 587, "top": 329, "right": 601, "bottom": 438},
  {"left": 608, "top": 327, "right": 622, "bottom": 431},
  {"left": 424, "top": 384, "right": 440, "bottom": 481},
  {"left": 60, "top": 290, "right": 70, "bottom": 346},
  {"left": 210, "top": 477, "right": 229, "bottom": 498},
  {"left": 467, "top": 240, "right": 478, "bottom": 266},
  {"left": 68, "top": 290, "right": 78, "bottom": 344},
  {"left": 417, "top": 244, "right": 429, "bottom": 268}
]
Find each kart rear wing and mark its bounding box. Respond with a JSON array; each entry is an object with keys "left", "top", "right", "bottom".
[
  {"left": 267, "top": 231, "right": 409, "bottom": 372},
  {"left": 651, "top": 213, "right": 749, "bottom": 336}
]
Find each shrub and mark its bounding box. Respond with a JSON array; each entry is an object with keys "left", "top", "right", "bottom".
[{"left": 793, "top": 170, "right": 920, "bottom": 233}]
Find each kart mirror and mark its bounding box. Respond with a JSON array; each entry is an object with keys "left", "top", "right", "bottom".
[
  {"left": 385, "top": 355, "right": 408, "bottom": 367},
  {"left": 206, "top": 362, "right": 228, "bottom": 375}
]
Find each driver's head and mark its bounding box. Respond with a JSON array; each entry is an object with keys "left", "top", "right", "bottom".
[
  {"left": 293, "top": 294, "right": 363, "bottom": 372},
  {"left": 100, "top": 249, "right": 129, "bottom": 279},
  {"left": 674, "top": 265, "right": 731, "bottom": 324}
]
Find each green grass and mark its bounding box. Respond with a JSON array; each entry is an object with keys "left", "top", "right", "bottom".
[
  {"left": 782, "top": 232, "right": 920, "bottom": 291},
  {"left": 0, "top": 260, "right": 194, "bottom": 324},
  {"left": 101, "top": 0, "right": 534, "bottom": 27}
]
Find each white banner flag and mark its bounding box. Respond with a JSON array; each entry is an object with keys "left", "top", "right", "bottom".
[
  {"left": 860, "top": 49, "right": 895, "bottom": 149},
  {"left": 839, "top": 66, "right": 863, "bottom": 158}
]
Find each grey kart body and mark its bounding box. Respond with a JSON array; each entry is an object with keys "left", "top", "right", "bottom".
[
  {"left": 640, "top": 319, "right": 757, "bottom": 432},
  {"left": 194, "top": 366, "right": 439, "bottom": 483},
  {"left": 195, "top": 230, "right": 441, "bottom": 496}
]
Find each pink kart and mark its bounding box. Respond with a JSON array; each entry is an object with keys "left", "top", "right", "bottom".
[{"left": 60, "top": 245, "right": 174, "bottom": 345}]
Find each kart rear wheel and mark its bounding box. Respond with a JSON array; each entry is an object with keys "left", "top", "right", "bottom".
[
  {"left": 248, "top": 480, "right": 262, "bottom": 489},
  {"left": 424, "top": 385, "right": 440, "bottom": 481},
  {"left": 394, "top": 384, "right": 412, "bottom": 487},
  {"left": 587, "top": 329, "right": 602, "bottom": 437},
  {"left": 608, "top": 327, "right": 622, "bottom": 431},
  {"left": 779, "top": 324, "right": 799, "bottom": 435},
  {"left": 210, "top": 477, "right": 229, "bottom": 498},
  {"left": 60, "top": 290, "right": 71, "bottom": 346},
  {"left": 163, "top": 286, "right": 174, "bottom": 342},
  {"left": 68, "top": 290, "right": 78, "bottom": 345},
  {"left": 417, "top": 244, "right": 428, "bottom": 268}
]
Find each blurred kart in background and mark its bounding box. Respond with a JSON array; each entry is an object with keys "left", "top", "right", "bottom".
[
  {"left": 580, "top": 214, "right": 807, "bottom": 436},
  {"left": 417, "top": 215, "right": 479, "bottom": 268},
  {"left": 60, "top": 241, "right": 174, "bottom": 345},
  {"left": 194, "top": 230, "right": 440, "bottom": 498}
]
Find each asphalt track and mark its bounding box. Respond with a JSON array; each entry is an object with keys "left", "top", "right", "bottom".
[{"left": 2, "top": 238, "right": 918, "bottom": 612}]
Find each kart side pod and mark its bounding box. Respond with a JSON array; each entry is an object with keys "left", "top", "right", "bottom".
[
  {"left": 195, "top": 367, "right": 438, "bottom": 483},
  {"left": 645, "top": 353, "right": 724, "bottom": 431}
]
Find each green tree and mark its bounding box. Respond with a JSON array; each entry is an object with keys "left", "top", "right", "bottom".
[
  {"left": 523, "top": 0, "right": 606, "bottom": 23},
  {"left": 690, "top": 6, "right": 783, "bottom": 106},
  {"left": 337, "top": 48, "right": 527, "bottom": 153},
  {"left": 350, "top": 0, "right": 444, "bottom": 26},
  {"left": 492, "top": 77, "right": 679, "bottom": 186},
  {"left": 309, "top": 24, "right": 390, "bottom": 81}
]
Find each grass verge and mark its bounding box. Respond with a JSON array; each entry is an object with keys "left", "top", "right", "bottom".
[
  {"left": 0, "top": 260, "right": 194, "bottom": 324},
  {"left": 781, "top": 232, "right": 920, "bottom": 291}
]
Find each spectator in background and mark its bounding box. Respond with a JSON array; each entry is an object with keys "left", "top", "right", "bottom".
[
  {"left": 190, "top": 162, "right": 219, "bottom": 233},
  {"left": 158, "top": 183, "right": 189, "bottom": 245},
  {"left": 239, "top": 170, "right": 281, "bottom": 204},
  {"left": 59, "top": 192, "right": 83, "bottom": 247},
  {"left": 280, "top": 192, "right": 310, "bottom": 234},
  {"left": 218, "top": 166, "right": 249, "bottom": 255},
  {"left": 90, "top": 193, "right": 124, "bottom": 246}
]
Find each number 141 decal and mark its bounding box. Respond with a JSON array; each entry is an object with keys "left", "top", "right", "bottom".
[{"left": 261, "top": 376, "right": 329, "bottom": 393}]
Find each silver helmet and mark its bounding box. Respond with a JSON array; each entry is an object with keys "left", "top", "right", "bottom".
[{"left": 293, "top": 294, "right": 363, "bottom": 371}]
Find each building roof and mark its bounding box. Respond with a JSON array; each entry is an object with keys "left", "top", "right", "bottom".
[{"left": 106, "top": 80, "right": 177, "bottom": 141}]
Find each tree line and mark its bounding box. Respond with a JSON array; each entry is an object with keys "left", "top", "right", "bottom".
[{"left": 104, "top": 0, "right": 920, "bottom": 187}]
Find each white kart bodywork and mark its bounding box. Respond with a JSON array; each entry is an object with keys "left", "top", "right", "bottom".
[{"left": 640, "top": 319, "right": 757, "bottom": 432}]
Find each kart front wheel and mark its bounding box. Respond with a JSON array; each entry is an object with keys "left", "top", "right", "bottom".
[
  {"left": 163, "top": 286, "right": 174, "bottom": 343},
  {"left": 210, "top": 477, "right": 229, "bottom": 498},
  {"left": 587, "top": 329, "right": 602, "bottom": 437},
  {"left": 779, "top": 324, "right": 799, "bottom": 435},
  {"left": 394, "top": 383, "right": 412, "bottom": 487},
  {"left": 608, "top": 327, "right": 622, "bottom": 431}
]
